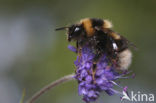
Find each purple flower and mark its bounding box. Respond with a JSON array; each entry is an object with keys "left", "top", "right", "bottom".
[
  {"left": 68, "top": 45, "right": 77, "bottom": 53},
  {"left": 68, "top": 45, "right": 133, "bottom": 103}
]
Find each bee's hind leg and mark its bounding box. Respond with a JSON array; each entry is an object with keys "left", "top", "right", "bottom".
[{"left": 92, "top": 50, "right": 102, "bottom": 83}]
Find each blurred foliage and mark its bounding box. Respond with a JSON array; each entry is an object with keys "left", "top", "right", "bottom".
[{"left": 0, "top": 0, "right": 156, "bottom": 103}]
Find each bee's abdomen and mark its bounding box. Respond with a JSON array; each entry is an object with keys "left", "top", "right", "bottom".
[{"left": 117, "top": 49, "right": 132, "bottom": 70}]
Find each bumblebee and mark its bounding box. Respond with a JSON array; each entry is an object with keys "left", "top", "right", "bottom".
[{"left": 56, "top": 18, "right": 133, "bottom": 70}]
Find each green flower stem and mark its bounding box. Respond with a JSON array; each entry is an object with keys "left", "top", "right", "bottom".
[{"left": 26, "top": 73, "right": 75, "bottom": 103}]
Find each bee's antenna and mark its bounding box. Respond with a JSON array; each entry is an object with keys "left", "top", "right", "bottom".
[{"left": 55, "top": 27, "right": 70, "bottom": 31}]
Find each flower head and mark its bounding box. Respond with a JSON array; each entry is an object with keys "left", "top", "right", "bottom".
[{"left": 68, "top": 44, "right": 133, "bottom": 103}]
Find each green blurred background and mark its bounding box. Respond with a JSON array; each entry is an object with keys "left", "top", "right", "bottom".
[{"left": 0, "top": 0, "right": 156, "bottom": 103}]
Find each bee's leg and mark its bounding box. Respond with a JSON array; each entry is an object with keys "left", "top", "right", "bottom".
[
  {"left": 76, "top": 40, "right": 79, "bottom": 53},
  {"left": 92, "top": 63, "right": 97, "bottom": 83},
  {"left": 76, "top": 40, "right": 79, "bottom": 49},
  {"left": 76, "top": 40, "right": 82, "bottom": 62},
  {"left": 92, "top": 49, "right": 102, "bottom": 83}
]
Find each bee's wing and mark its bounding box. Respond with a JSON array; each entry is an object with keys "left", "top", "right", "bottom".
[
  {"left": 104, "top": 29, "right": 137, "bottom": 51},
  {"left": 120, "top": 35, "right": 137, "bottom": 50}
]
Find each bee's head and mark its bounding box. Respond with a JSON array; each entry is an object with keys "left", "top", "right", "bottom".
[
  {"left": 67, "top": 24, "right": 83, "bottom": 41},
  {"left": 55, "top": 24, "right": 83, "bottom": 42}
]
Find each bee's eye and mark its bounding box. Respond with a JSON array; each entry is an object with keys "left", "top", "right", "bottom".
[{"left": 74, "top": 27, "right": 80, "bottom": 32}]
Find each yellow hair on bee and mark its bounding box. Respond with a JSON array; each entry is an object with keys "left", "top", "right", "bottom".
[
  {"left": 117, "top": 49, "right": 132, "bottom": 70},
  {"left": 80, "top": 18, "right": 95, "bottom": 37},
  {"left": 110, "top": 32, "right": 121, "bottom": 40},
  {"left": 103, "top": 20, "right": 113, "bottom": 28}
]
